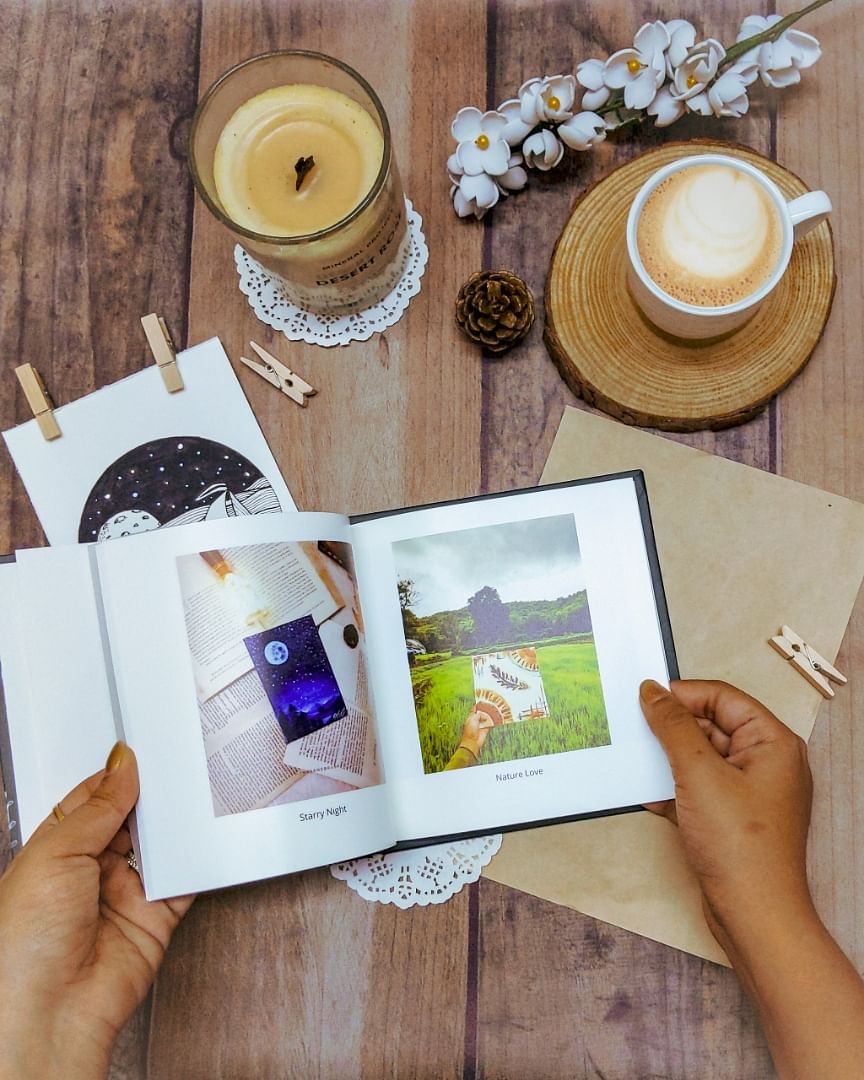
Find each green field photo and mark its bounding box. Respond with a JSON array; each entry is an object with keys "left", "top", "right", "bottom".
[
  {"left": 411, "top": 638, "right": 609, "bottom": 773},
  {"left": 393, "top": 513, "right": 610, "bottom": 774}
]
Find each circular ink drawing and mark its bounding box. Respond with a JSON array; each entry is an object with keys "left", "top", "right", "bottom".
[{"left": 79, "top": 436, "right": 282, "bottom": 543}]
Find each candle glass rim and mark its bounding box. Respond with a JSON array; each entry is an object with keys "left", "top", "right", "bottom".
[{"left": 188, "top": 49, "right": 394, "bottom": 246}]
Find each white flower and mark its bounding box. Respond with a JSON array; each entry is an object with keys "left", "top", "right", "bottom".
[
  {"left": 496, "top": 151, "right": 528, "bottom": 193},
  {"left": 515, "top": 74, "right": 577, "bottom": 127},
  {"left": 707, "top": 60, "right": 759, "bottom": 118},
  {"left": 647, "top": 86, "right": 685, "bottom": 128},
  {"left": 452, "top": 107, "right": 510, "bottom": 176},
  {"left": 736, "top": 14, "right": 821, "bottom": 88},
  {"left": 576, "top": 58, "right": 611, "bottom": 110},
  {"left": 451, "top": 173, "right": 501, "bottom": 219},
  {"left": 522, "top": 129, "right": 564, "bottom": 171},
  {"left": 671, "top": 38, "right": 726, "bottom": 114},
  {"left": 516, "top": 77, "right": 547, "bottom": 126},
  {"left": 539, "top": 74, "right": 578, "bottom": 121},
  {"left": 449, "top": 147, "right": 525, "bottom": 216},
  {"left": 498, "top": 98, "right": 534, "bottom": 146},
  {"left": 664, "top": 18, "right": 696, "bottom": 75},
  {"left": 605, "top": 21, "right": 670, "bottom": 110},
  {"left": 558, "top": 111, "right": 606, "bottom": 151}
]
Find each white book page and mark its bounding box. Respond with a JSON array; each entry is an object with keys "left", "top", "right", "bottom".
[
  {"left": 179, "top": 542, "right": 339, "bottom": 700},
  {"left": 2, "top": 337, "right": 295, "bottom": 546},
  {"left": 96, "top": 511, "right": 394, "bottom": 900},
  {"left": 0, "top": 550, "right": 118, "bottom": 843},
  {"left": 350, "top": 476, "right": 675, "bottom": 843}
]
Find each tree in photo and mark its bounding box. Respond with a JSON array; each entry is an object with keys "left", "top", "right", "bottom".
[
  {"left": 467, "top": 585, "right": 512, "bottom": 648},
  {"left": 398, "top": 578, "right": 421, "bottom": 639}
]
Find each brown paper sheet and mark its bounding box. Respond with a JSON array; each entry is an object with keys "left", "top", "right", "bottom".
[{"left": 482, "top": 407, "right": 864, "bottom": 965}]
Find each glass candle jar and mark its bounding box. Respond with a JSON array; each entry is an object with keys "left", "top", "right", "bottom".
[{"left": 189, "top": 50, "right": 409, "bottom": 314}]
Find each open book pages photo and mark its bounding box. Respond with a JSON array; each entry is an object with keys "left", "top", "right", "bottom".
[
  {"left": 351, "top": 472, "right": 676, "bottom": 844},
  {"left": 0, "top": 472, "right": 676, "bottom": 900}
]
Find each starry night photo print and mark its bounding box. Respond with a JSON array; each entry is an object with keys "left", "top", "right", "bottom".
[
  {"left": 78, "top": 435, "right": 282, "bottom": 543},
  {"left": 244, "top": 616, "right": 348, "bottom": 744}
]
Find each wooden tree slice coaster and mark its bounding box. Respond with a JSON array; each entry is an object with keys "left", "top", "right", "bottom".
[{"left": 544, "top": 140, "right": 836, "bottom": 431}]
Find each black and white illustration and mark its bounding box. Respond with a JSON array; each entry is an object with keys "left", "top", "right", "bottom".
[
  {"left": 78, "top": 436, "right": 282, "bottom": 543},
  {"left": 2, "top": 337, "right": 295, "bottom": 545}
]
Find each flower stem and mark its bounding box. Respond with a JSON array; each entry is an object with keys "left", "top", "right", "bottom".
[
  {"left": 596, "top": 92, "right": 626, "bottom": 117},
  {"left": 721, "top": 0, "right": 833, "bottom": 67}
]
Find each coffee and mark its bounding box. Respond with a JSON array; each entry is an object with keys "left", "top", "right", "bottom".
[{"left": 636, "top": 164, "right": 783, "bottom": 308}]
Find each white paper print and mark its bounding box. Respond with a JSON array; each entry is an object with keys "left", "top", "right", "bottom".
[
  {"left": 3, "top": 337, "right": 295, "bottom": 545},
  {"left": 472, "top": 648, "right": 550, "bottom": 725}
]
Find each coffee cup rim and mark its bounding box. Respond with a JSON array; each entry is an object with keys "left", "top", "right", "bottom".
[{"left": 626, "top": 153, "right": 794, "bottom": 317}]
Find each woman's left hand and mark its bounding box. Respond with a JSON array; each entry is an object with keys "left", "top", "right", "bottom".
[{"left": 0, "top": 742, "right": 194, "bottom": 1080}]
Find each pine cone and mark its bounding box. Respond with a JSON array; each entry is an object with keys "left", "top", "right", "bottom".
[{"left": 455, "top": 270, "right": 535, "bottom": 355}]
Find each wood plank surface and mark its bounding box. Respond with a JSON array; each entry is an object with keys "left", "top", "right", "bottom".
[
  {"left": 0, "top": 4, "right": 201, "bottom": 1077},
  {"left": 0, "top": 1, "right": 857, "bottom": 1078},
  {"left": 148, "top": 2, "right": 484, "bottom": 1077},
  {"left": 476, "top": 881, "right": 774, "bottom": 1080},
  {"left": 477, "top": 5, "right": 780, "bottom": 1077},
  {"left": 774, "top": 0, "right": 864, "bottom": 978},
  {"left": 0, "top": 0, "right": 200, "bottom": 555}
]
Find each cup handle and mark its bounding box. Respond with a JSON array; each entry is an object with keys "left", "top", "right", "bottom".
[{"left": 787, "top": 190, "right": 832, "bottom": 240}]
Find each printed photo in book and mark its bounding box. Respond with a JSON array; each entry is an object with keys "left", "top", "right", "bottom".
[
  {"left": 0, "top": 478, "right": 677, "bottom": 900},
  {"left": 175, "top": 539, "right": 382, "bottom": 818},
  {"left": 391, "top": 515, "right": 609, "bottom": 774}
]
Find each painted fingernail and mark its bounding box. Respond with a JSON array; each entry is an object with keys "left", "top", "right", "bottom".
[
  {"left": 640, "top": 680, "right": 668, "bottom": 704},
  {"left": 106, "top": 741, "right": 128, "bottom": 771}
]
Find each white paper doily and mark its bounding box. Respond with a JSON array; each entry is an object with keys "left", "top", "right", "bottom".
[
  {"left": 330, "top": 834, "right": 502, "bottom": 908},
  {"left": 235, "top": 198, "right": 428, "bottom": 346}
]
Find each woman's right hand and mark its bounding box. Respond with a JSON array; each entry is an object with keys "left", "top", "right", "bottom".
[
  {"left": 638, "top": 678, "right": 813, "bottom": 944},
  {"left": 640, "top": 679, "right": 864, "bottom": 1080}
]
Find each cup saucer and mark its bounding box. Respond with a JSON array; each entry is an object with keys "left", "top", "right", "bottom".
[{"left": 544, "top": 139, "right": 835, "bottom": 432}]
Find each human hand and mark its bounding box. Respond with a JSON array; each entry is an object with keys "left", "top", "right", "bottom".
[
  {"left": 0, "top": 743, "right": 194, "bottom": 1080},
  {"left": 458, "top": 708, "right": 492, "bottom": 759},
  {"left": 639, "top": 679, "right": 813, "bottom": 949}
]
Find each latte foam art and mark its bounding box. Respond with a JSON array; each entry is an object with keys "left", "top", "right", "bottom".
[{"left": 637, "top": 164, "right": 783, "bottom": 308}]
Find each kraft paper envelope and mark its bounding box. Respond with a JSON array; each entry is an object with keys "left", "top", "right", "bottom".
[{"left": 482, "top": 407, "right": 864, "bottom": 965}]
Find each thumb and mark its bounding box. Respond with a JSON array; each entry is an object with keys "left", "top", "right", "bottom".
[
  {"left": 49, "top": 742, "right": 139, "bottom": 859},
  {"left": 639, "top": 680, "right": 716, "bottom": 779}
]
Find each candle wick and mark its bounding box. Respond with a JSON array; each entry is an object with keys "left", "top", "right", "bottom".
[{"left": 294, "top": 155, "right": 315, "bottom": 192}]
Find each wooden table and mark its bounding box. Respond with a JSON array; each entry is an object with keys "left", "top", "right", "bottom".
[{"left": 1, "top": 2, "right": 860, "bottom": 1077}]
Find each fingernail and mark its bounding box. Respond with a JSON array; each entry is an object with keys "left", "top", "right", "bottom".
[
  {"left": 640, "top": 679, "right": 668, "bottom": 704},
  {"left": 106, "top": 741, "right": 128, "bottom": 771}
]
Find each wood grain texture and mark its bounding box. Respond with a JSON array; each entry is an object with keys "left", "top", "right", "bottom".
[
  {"left": 476, "top": 880, "right": 776, "bottom": 1080},
  {"left": 148, "top": 2, "right": 484, "bottom": 1077},
  {"left": 187, "top": 0, "right": 485, "bottom": 516},
  {"left": 544, "top": 142, "right": 835, "bottom": 431},
  {"left": 477, "top": 3, "right": 782, "bottom": 1078},
  {"left": 481, "top": 0, "right": 778, "bottom": 492},
  {"left": 148, "top": 870, "right": 470, "bottom": 1080},
  {"left": 0, "top": 1, "right": 858, "bottom": 1078},
  {"left": 774, "top": 0, "right": 864, "bottom": 978},
  {"left": 0, "top": 0, "right": 200, "bottom": 556}
]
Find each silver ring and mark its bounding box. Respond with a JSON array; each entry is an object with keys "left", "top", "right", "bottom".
[{"left": 125, "top": 849, "right": 139, "bottom": 872}]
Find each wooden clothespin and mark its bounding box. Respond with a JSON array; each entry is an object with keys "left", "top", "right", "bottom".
[
  {"left": 14, "top": 364, "right": 61, "bottom": 440},
  {"left": 769, "top": 625, "right": 848, "bottom": 699},
  {"left": 239, "top": 341, "right": 316, "bottom": 407},
  {"left": 141, "top": 313, "right": 184, "bottom": 393}
]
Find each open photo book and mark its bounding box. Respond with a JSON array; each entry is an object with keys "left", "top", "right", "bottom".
[{"left": 0, "top": 472, "right": 677, "bottom": 900}]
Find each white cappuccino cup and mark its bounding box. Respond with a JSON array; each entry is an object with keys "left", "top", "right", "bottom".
[{"left": 626, "top": 153, "right": 831, "bottom": 341}]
